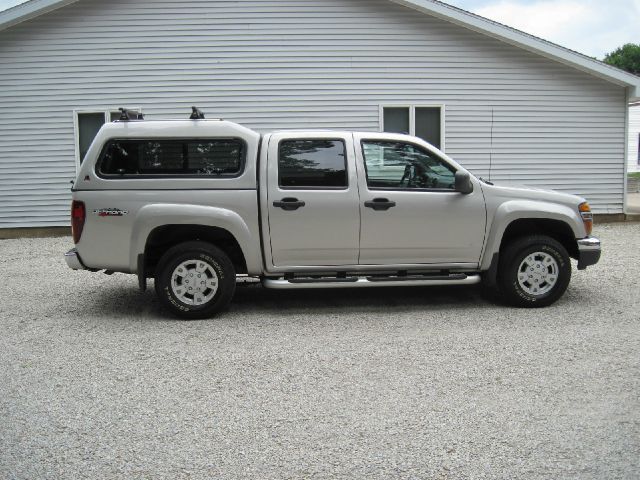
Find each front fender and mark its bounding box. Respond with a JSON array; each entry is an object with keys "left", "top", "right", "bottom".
[
  {"left": 480, "top": 200, "right": 585, "bottom": 270},
  {"left": 129, "top": 203, "right": 262, "bottom": 273}
]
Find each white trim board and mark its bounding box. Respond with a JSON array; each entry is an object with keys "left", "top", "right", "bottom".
[{"left": 0, "top": 0, "right": 79, "bottom": 31}]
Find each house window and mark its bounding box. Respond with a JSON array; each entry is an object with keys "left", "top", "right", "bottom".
[
  {"left": 77, "top": 113, "right": 105, "bottom": 164},
  {"left": 381, "top": 105, "right": 444, "bottom": 150},
  {"left": 74, "top": 108, "right": 141, "bottom": 166}
]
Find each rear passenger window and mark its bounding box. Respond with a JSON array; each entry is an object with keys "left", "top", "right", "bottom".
[
  {"left": 278, "top": 139, "right": 347, "bottom": 188},
  {"left": 98, "top": 139, "right": 244, "bottom": 176}
]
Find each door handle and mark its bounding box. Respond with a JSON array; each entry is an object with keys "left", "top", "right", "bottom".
[
  {"left": 364, "top": 198, "right": 396, "bottom": 211},
  {"left": 273, "top": 197, "right": 306, "bottom": 211}
]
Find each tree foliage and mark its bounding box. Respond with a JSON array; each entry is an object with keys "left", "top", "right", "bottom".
[{"left": 603, "top": 43, "right": 640, "bottom": 76}]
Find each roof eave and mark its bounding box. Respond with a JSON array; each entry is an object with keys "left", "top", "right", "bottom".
[
  {"left": 390, "top": 0, "right": 640, "bottom": 99},
  {"left": 2, "top": 0, "right": 640, "bottom": 100},
  {"left": 0, "top": 0, "right": 79, "bottom": 32}
]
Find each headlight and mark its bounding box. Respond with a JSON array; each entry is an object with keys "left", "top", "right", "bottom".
[{"left": 579, "top": 202, "right": 593, "bottom": 236}]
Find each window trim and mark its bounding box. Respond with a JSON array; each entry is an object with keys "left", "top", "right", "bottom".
[
  {"left": 379, "top": 104, "right": 446, "bottom": 152},
  {"left": 360, "top": 138, "right": 457, "bottom": 193},
  {"left": 94, "top": 137, "right": 247, "bottom": 179},
  {"left": 276, "top": 138, "right": 349, "bottom": 190},
  {"left": 637, "top": 133, "right": 640, "bottom": 165},
  {"left": 73, "top": 106, "right": 141, "bottom": 172}
]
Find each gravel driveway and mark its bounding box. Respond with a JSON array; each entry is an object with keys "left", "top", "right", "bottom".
[{"left": 1, "top": 223, "right": 639, "bottom": 479}]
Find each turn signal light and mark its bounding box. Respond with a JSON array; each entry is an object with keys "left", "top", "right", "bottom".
[
  {"left": 579, "top": 202, "right": 593, "bottom": 236},
  {"left": 71, "top": 200, "right": 86, "bottom": 244}
]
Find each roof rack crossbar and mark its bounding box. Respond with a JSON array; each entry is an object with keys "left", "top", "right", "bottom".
[{"left": 118, "top": 107, "right": 144, "bottom": 121}]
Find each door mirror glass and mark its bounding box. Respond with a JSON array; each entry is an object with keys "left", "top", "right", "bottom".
[{"left": 454, "top": 170, "right": 473, "bottom": 194}]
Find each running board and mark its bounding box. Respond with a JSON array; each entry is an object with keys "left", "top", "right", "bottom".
[{"left": 262, "top": 274, "right": 481, "bottom": 289}]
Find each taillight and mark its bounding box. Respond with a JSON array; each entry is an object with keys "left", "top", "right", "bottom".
[
  {"left": 579, "top": 202, "right": 593, "bottom": 236},
  {"left": 71, "top": 200, "right": 86, "bottom": 244}
]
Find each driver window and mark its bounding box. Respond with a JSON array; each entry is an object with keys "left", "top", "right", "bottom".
[{"left": 361, "top": 140, "right": 456, "bottom": 190}]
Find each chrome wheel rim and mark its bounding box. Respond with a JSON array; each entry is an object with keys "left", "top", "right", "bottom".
[
  {"left": 170, "top": 259, "right": 219, "bottom": 305},
  {"left": 517, "top": 252, "right": 559, "bottom": 296}
]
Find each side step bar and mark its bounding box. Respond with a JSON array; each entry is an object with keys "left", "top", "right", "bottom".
[{"left": 262, "top": 274, "right": 481, "bottom": 289}]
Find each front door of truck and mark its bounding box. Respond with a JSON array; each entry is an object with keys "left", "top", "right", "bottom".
[
  {"left": 355, "top": 135, "right": 486, "bottom": 266},
  {"left": 265, "top": 132, "right": 360, "bottom": 268}
]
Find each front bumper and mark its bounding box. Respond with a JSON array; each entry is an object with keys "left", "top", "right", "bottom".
[
  {"left": 64, "top": 248, "right": 87, "bottom": 270},
  {"left": 577, "top": 237, "right": 601, "bottom": 270}
]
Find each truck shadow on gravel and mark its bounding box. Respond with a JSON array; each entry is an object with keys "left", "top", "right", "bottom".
[
  {"left": 231, "top": 284, "right": 492, "bottom": 314},
  {"left": 78, "top": 282, "right": 498, "bottom": 321}
]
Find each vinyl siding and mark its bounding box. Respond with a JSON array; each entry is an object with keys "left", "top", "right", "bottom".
[
  {"left": 0, "top": 0, "right": 628, "bottom": 227},
  {"left": 629, "top": 105, "right": 640, "bottom": 174}
]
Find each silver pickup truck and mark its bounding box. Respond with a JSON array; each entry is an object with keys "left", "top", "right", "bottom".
[{"left": 64, "top": 109, "right": 601, "bottom": 319}]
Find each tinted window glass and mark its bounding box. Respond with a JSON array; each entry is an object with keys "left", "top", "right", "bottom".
[
  {"left": 278, "top": 139, "right": 347, "bottom": 188},
  {"left": 187, "top": 141, "right": 243, "bottom": 175},
  {"left": 78, "top": 113, "right": 105, "bottom": 164},
  {"left": 140, "top": 141, "right": 184, "bottom": 172},
  {"left": 362, "top": 140, "right": 455, "bottom": 190},
  {"left": 99, "top": 139, "right": 244, "bottom": 176},
  {"left": 383, "top": 107, "right": 410, "bottom": 135},
  {"left": 415, "top": 107, "right": 441, "bottom": 149}
]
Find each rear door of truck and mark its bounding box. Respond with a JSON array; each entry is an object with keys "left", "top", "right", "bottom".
[{"left": 262, "top": 132, "right": 360, "bottom": 268}]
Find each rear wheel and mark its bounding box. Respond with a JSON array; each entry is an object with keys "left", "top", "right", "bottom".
[
  {"left": 154, "top": 241, "right": 236, "bottom": 319},
  {"left": 498, "top": 235, "right": 571, "bottom": 308}
]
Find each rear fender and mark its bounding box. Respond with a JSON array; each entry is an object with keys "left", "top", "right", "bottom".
[{"left": 130, "top": 203, "right": 261, "bottom": 274}]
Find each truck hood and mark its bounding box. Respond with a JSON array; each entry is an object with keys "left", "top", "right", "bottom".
[{"left": 479, "top": 180, "right": 586, "bottom": 209}]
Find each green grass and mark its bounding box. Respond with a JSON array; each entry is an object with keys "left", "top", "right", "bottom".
[{"left": 629, "top": 172, "right": 640, "bottom": 179}]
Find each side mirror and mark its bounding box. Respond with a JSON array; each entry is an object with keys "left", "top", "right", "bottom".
[{"left": 454, "top": 171, "right": 473, "bottom": 194}]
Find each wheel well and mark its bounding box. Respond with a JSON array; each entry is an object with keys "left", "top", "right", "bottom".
[
  {"left": 144, "top": 225, "right": 247, "bottom": 276},
  {"left": 500, "top": 218, "right": 578, "bottom": 259}
]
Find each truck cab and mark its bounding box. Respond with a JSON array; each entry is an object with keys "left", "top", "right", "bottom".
[
  {"left": 260, "top": 130, "right": 486, "bottom": 271},
  {"left": 65, "top": 110, "right": 601, "bottom": 319}
]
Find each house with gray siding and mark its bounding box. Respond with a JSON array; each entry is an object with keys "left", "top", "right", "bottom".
[{"left": 1, "top": 0, "right": 639, "bottom": 229}]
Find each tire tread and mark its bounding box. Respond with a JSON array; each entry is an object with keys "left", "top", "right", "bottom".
[
  {"left": 154, "top": 241, "right": 236, "bottom": 319},
  {"left": 497, "top": 235, "right": 571, "bottom": 308}
]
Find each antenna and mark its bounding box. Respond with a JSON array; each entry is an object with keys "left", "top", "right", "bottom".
[
  {"left": 488, "top": 107, "right": 494, "bottom": 181},
  {"left": 190, "top": 106, "right": 205, "bottom": 119}
]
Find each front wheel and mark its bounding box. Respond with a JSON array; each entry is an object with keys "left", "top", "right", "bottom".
[
  {"left": 154, "top": 241, "right": 236, "bottom": 319},
  {"left": 498, "top": 235, "right": 571, "bottom": 308}
]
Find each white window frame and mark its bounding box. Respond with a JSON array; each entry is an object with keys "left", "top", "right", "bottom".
[
  {"left": 72, "top": 106, "right": 142, "bottom": 172},
  {"left": 379, "top": 104, "right": 446, "bottom": 152}
]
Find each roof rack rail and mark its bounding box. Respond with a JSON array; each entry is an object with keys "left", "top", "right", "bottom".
[
  {"left": 190, "top": 106, "right": 205, "bottom": 119},
  {"left": 118, "top": 108, "right": 144, "bottom": 121}
]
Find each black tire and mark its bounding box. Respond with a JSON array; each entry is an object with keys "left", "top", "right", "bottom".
[
  {"left": 154, "top": 241, "right": 236, "bottom": 319},
  {"left": 498, "top": 235, "right": 571, "bottom": 308}
]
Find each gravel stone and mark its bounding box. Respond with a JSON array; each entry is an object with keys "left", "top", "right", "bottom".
[{"left": 1, "top": 223, "right": 639, "bottom": 479}]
